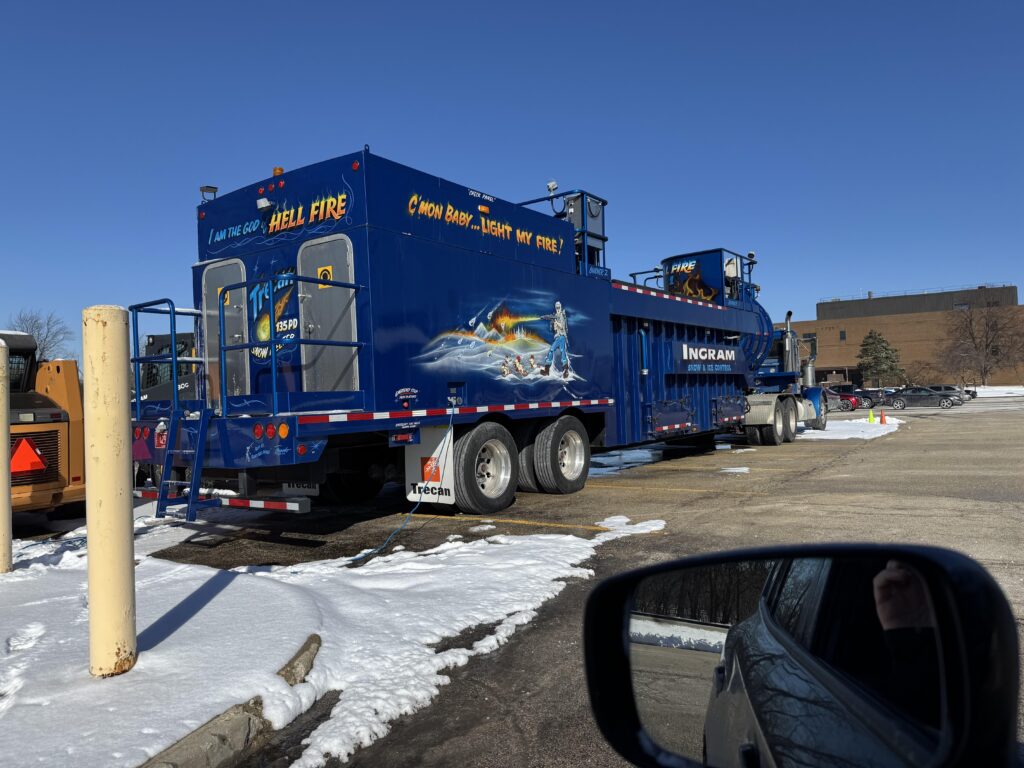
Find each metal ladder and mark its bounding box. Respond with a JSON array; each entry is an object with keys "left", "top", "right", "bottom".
[{"left": 155, "top": 408, "right": 217, "bottom": 522}]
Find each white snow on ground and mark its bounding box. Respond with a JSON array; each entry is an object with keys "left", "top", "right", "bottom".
[
  {"left": 732, "top": 448, "right": 756, "bottom": 453},
  {"left": 1, "top": 512, "right": 663, "bottom": 767},
  {"left": 719, "top": 467, "right": 750, "bottom": 474},
  {"left": 715, "top": 443, "right": 732, "bottom": 450},
  {"left": 468, "top": 524, "right": 496, "bottom": 533},
  {"left": 629, "top": 614, "right": 727, "bottom": 653},
  {"left": 796, "top": 416, "right": 904, "bottom": 441},
  {"left": 589, "top": 448, "right": 661, "bottom": 475},
  {"left": 973, "top": 385, "right": 1024, "bottom": 398}
]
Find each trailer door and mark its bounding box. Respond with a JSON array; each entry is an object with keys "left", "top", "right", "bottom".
[
  {"left": 296, "top": 234, "right": 359, "bottom": 392},
  {"left": 202, "top": 259, "right": 249, "bottom": 409}
]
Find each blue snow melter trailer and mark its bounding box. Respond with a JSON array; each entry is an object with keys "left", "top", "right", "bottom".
[{"left": 129, "top": 148, "right": 822, "bottom": 520}]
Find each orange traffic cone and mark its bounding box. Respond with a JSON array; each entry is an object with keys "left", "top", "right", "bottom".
[{"left": 879, "top": 409, "right": 887, "bottom": 425}]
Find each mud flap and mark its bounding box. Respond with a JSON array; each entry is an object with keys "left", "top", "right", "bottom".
[{"left": 404, "top": 425, "right": 455, "bottom": 505}]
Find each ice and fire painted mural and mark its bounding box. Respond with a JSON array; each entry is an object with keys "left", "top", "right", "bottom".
[{"left": 415, "top": 293, "right": 585, "bottom": 386}]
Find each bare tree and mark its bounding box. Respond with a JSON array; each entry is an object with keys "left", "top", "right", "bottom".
[
  {"left": 902, "top": 359, "right": 940, "bottom": 386},
  {"left": 7, "top": 309, "right": 74, "bottom": 360},
  {"left": 942, "top": 306, "right": 1024, "bottom": 385}
]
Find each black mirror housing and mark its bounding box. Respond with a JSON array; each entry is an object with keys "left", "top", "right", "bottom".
[{"left": 584, "top": 544, "right": 1019, "bottom": 768}]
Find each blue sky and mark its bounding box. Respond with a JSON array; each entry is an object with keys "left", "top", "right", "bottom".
[{"left": 1, "top": 1, "right": 1021, "bottom": 353}]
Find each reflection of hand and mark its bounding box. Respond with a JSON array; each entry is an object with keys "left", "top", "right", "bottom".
[{"left": 873, "top": 560, "right": 932, "bottom": 630}]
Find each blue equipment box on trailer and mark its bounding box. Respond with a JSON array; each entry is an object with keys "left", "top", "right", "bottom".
[{"left": 130, "top": 147, "right": 813, "bottom": 518}]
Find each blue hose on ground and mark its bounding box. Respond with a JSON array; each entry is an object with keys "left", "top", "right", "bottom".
[{"left": 346, "top": 407, "right": 457, "bottom": 565}]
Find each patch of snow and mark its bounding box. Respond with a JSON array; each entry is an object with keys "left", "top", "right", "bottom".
[
  {"left": 468, "top": 524, "right": 496, "bottom": 533},
  {"left": 796, "top": 416, "right": 904, "bottom": 441},
  {"left": 1, "top": 512, "right": 664, "bottom": 768},
  {"left": 719, "top": 467, "right": 750, "bottom": 474},
  {"left": 732, "top": 448, "right": 756, "bottom": 453},
  {"left": 589, "top": 448, "right": 661, "bottom": 476},
  {"left": 715, "top": 443, "right": 731, "bottom": 451},
  {"left": 973, "top": 385, "right": 1024, "bottom": 398},
  {"left": 629, "top": 615, "right": 727, "bottom": 653}
]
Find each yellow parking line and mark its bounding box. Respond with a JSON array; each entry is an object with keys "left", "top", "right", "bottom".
[
  {"left": 407, "top": 514, "right": 611, "bottom": 532},
  {"left": 642, "top": 464, "right": 795, "bottom": 473},
  {"left": 585, "top": 482, "right": 769, "bottom": 496}
]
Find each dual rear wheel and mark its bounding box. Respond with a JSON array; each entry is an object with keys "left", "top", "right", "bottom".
[
  {"left": 453, "top": 415, "right": 590, "bottom": 514},
  {"left": 748, "top": 398, "right": 798, "bottom": 446}
]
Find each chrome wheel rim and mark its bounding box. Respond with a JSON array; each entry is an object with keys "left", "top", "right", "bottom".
[
  {"left": 787, "top": 405, "right": 797, "bottom": 433},
  {"left": 475, "top": 438, "right": 512, "bottom": 498},
  {"left": 557, "top": 430, "right": 586, "bottom": 481},
  {"left": 773, "top": 406, "right": 784, "bottom": 436},
  {"left": 893, "top": 400, "right": 905, "bottom": 409}
]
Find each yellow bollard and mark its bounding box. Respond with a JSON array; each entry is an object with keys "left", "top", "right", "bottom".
[
  {"left": 83, "top": 306, "right": 137, "bottom": 677},
  {"left": 868, "top": 409, "right": 875, "bottom": 423},
  {"left": 0, "top": 340, "right": 12, "bottom": 574}
]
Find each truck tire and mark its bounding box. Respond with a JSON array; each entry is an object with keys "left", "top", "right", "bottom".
[
  {"left": 745, "top": 426, "right": 763, "bottom": 446},
  {"left": 781, "top": 398, "right": 797, "bottom": 443},
  {"left": 810, "top": 399, "right": 828, "bottom": 431},
  {"left": 761, "top": 401, "right": 784, "bottom": 446},
  {"left": 453, "top": 421, "right": 519, "bottom": 514},
  {"left": 515, "top": 421, "right": 546, "bottom": 493},
  {"left": 534, "top": 415, "right": 590, "bottom": 494}
]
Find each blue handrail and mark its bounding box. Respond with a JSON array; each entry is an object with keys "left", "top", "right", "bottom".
[
  {"left": 216, "top": 274, "right": 365, "bottom": 417},
  {"left": 129, "top": 299, "right": 201, "bottom": 421}
]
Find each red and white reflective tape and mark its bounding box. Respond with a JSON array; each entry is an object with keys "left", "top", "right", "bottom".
[
  {"left": 297, "top": 398, "right": 615, "bottom": 425},
  {"left": 655, "top": 422, "right": 692, "bottom": 433},
  {"left": 719, "top": 415, "right": 744, "bottom": 423},
  {"left": 133, "top": 489, "right": 306, "bottom": 512},
  {"left": 612, "top": 281, "right": 727, "bottom": 310}
]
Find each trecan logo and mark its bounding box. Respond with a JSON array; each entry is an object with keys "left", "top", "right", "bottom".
[
  {"left": 421, "top": 456, "right": 441, "bottom": 483},
  {"left": 681, "top": 344, "right": 736, "bottom": 362}
]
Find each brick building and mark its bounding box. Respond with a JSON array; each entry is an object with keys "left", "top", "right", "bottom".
[{"left": 777, "top": 285, "right": 1023, "bottom": 386}]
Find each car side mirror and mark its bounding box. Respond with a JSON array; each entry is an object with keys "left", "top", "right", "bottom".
[{"left": 584, "top": 545, "right": 1018, "bottom": 767}]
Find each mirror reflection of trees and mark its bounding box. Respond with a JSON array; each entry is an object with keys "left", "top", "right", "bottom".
[{"left": 633, "top": 560, "right": 777, "bottom": 624}]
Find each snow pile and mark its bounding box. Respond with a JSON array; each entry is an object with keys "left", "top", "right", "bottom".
[
  {"left": 629, "top": 615, "right": 727, "bottom": 653},
  {"left": 468, "top": 524, "right": 496, "bottom": 533},
  {"left": 797, "top": 416, "right": 903, "bottom": 441},
  {"left": 719, "top": 467, "right": 750, "bottom": 474},
  {"left": 589, "top": 448, "right": 661, "bottom": 476},
  {"left": 973, "top": 385, "right": 1024, "bottom": 398},
  {"left": 1, "top": 513, "right": 664, "bottom": 767}
]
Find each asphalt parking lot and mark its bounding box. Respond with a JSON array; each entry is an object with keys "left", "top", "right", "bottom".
[{"left": 12, "top": 397, "right": 1024, "bottom": 766}]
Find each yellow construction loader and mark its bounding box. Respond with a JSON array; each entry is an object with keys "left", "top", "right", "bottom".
[{"left": 3, "top": 331, "right": 85, "bottom": 513}]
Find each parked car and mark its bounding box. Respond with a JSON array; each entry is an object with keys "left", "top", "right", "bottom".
[
  {"left": 855, "top": 388, "right": 886, "bottom": 408},
  {"left": 885, "top": 386, "right": 957, "bottom": 409},
  {"left": 927, "top": 384, "right": 970, "bottom": 402},
  {"left": 825, "top": 384, "right": 881, "bottom": 408},
  {"left": 824, "top": 388, "right": 858, "bottom": 411}
]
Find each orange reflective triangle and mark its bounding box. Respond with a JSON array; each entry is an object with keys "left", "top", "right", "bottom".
[{"left": 11, "top": 438, "right": 47, "bottom": 474}]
